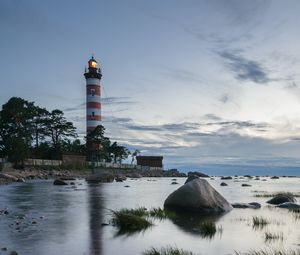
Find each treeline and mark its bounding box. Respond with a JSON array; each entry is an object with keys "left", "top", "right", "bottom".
[{"left": 0, "top": 97, "right": 138, "bottom": 167}]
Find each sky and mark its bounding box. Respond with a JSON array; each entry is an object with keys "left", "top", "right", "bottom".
[{"left": 1, "top": 0, "right": 300, "bottom": 171}]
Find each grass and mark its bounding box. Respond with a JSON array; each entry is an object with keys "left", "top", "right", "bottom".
[
  {"left": 117, "top": 207, "right": 148, "bottom": 217},
  {"left": 110, "top": 210, "right": 153, "bottom": 235},
  {"left": 289, "top": 208, "right": 300, "bottom": 219},
  {"left": 252, "top": 216, "right": 270, "bottom": 229},
  {"left": 110, "top": 207, "right": 178, "bottom": 235},
  {"left": 149, "top": 207, "right": 177, "bottom": 220},
  {"left": 254, "top": 192, "right": 300, "bottom": 198},
  {"left": 235, "top": 249, "right": 300, "bottom": 255},
  {"left": 264, "top": 231, "right": 284, "bottom": 242},
  {"left": 143, "top": 247, "right": 195, "bottom": 255}
]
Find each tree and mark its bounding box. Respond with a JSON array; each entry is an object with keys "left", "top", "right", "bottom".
[
  {"left": 0, "top": 97, "right": 37, "bottom": 167},
  {"left": 109, "top": 141, "right": 130, "bottom": 163},
  {"left": 45, "top": 109, "right": 77, "bottom": 158},
  {"left": 86, "top": 125, "right": 111, "bottom": 162},
  {"left": 130, "top": 149, "right": 141, "bottom": 164}
]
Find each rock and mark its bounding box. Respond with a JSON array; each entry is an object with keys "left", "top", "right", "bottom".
[
  {"left": 10, "top": 251, "right": 18, "bottom": 255},
  {"left": 244, "top": 175, "right": 252, "bottom": 178},
  {"left": 172, "top": 178, "right": 177, "bottom": 181},
  {"left": 4, "top": 210, "right": 9, "bottom": 215},
  {"left": 267, "top": 194, "right": 296, "bottom": 205},
  {"left": 232, "top": 202, "right": 261, "bottom": 209},
  {"left": 164, "top": 178, "right": 233, "bottom": 213},
  {"left": 221, "top": 176, "right": 232, "bottom": 180},
  {"left": 32, "top": 221, "right": 37, "bottom": 224},
  {"left": 70, "top": 182, "right": 75, "bottom": 185},
  {"left": 124, "top": 185, "right": 130, "bottom": 188},
  {"left": 270, "top": 176, "right": 279, "bottom": 179},
  {"left": 220, "top": 182, "right": 228, "bottom": 186},
  {"left": 1, "top": 247, "right": 7, "bottom": 251},
  {"left": 255, "top": 177, "right": 260, "bottom": 180},
  {"left": 171, "top": 181, "right": 179, "bottom": 185},
  {"left": 127, "top": 173, "right": 142, "bottom": 178},
  {"left": 187, "top": 171, "right": 209, "bottom": 178},
  {"left": 276, "top": 202, "right": 300, "bottom": 209},
  {"left": 262, "top": 179, "right": 267, "bottom": 181},
  {"left": 115, "top": 175, "right": 127, "bottom": 182},
  {"left": 60, "top": 177, "right": 76, "bottom": 181},
  {"left": 184, "top": 175, "right": 199, "bottom": 184},
  {"left": 241, "top": 184, "right": 252, "bottom": 187},
  {"left": 86, "top": 173, "right": 114, "bottom": 183},
  {"left": 53, "top": 179, "right": 68, "bottom": 185},
  {"left": 0, "top": 173, "right": 18, "bottom": 182}
]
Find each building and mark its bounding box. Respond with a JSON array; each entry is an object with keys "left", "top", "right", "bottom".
[
  {"left": 136, "top": 156, "right": 163, "bottom": 170},
  {"left": 84, "top": 57, "right": 102, "bottom": 161}
]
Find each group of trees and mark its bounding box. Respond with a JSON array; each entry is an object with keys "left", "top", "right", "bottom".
[{"left": 0, "top": 97, "right": 139, "bottom": 167}]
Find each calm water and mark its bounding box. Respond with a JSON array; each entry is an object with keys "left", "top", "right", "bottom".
[{"left": 0, "top": 177, "right": 299, "bottom": 255}]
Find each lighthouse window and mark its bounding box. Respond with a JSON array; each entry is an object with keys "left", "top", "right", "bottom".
[{"left": 91, "top": 89, "right": 95, "bottom": 96}]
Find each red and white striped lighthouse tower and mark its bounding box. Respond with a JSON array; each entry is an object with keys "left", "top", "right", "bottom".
[{"left": 84, "top": 57, "right": 102, "bottom": 134}]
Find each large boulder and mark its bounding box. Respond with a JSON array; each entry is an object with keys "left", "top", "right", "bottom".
[
  {"left": 266, "top": 194, "right": 296, "bottom": 205},
  {"left": 164, "top": 178, "right": 233, "bottom": 213},
  {"left": 184, "top": 175, "right": 199, "bottom": 184}
]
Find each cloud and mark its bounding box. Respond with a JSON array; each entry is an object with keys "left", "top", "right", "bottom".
[
  {"left": 218, "top": 50, "right": 270, "bottom": 84},
  {"left": 219, "top": 94, "right": 229, "bottom": 104},
  {"left": 161, "top": 67, "right": 205, "bottom": 84},
  {"left": 102, "top": 97, "right": 137, "bottom": 105}
]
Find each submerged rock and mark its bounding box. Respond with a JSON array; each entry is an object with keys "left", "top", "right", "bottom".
[
  {"left": 266, "top": 194, "right": 296, "bottom": 205},
  {"left": 164, "top": 178, "right": 233, "bottom": 213},
  {"left": 232, "top": 202, "right": 261, "bottom": 209},
  {"left": 276, "top": 202, "right": 300, "bottom": 209}
]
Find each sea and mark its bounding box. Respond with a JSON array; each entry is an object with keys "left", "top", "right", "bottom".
[{"left": 0, "top": 173, "right": 300, "bottom": 255}]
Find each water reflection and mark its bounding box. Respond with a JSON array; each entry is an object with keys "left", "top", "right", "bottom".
[
  {"left": 170, "top": 211, "right": 224, "bottom": 239},
  {"left": 88, "top": 184, "right": 104, "bottom": 255}
]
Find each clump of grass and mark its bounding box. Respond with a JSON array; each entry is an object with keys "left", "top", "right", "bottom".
[
  {"left": 118, "top": 207, "right": 148, "bottom": 217},
  {"left": 143, "top": 246, "right": 195, "bottom": 255},
  {"left": 254, "top": 192, "right": 300, "bottom": 198},
  {"left": 289, "top": 208, "right": 300, "bottom": 219},
  {"left": 191, "top": 221, "right": 222, "bottom": 239},
  {"left": 264, "top": 231, "right": 284, "bottom": 242},
  {"left": 111, "top": 210, "right": 153, "bottom": 235},
  {"left": 235, "top": 249, "right": 300, "bottom": 255},
  {"left": 252, "top": 216, "right": 270, "bottom": 229},
  {"left": 149, "top": 207, "right": 177, "bottom": 220}
]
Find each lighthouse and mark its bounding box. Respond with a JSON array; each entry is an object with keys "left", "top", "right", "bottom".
[{"left": 84, "top": 57, "right": 102, "bottom": 134}]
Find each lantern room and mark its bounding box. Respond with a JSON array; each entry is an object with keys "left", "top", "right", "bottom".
[{"left": 88, "top": 57, "right": 97, "bottom": 69}]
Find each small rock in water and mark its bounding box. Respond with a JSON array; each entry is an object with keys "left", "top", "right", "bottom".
[
  {"left": 267, "top": 194, "right": 296, "bottom": 205},
  {"left": 232, "top": 202, "right": 261, "bottom": 209},
  {"left": 10, "top": 251, "right": 18, "bottom": 255},
  {"left": 221, "top": 176, "right": 232, "bottom": 180},
  {"left": 270, "top": 176, "right": 279, "bottom": 179},
  {"left": 171, "top": 181, "right": 179, "bottom": 185},
  {"left": 276, "top": 202, "right": 300, "bottom": 209},
  {"left": 241, "top": 184, "right": 252, "bottom": 187},
  {"left": 53, "top": 179, "right": 68, "bottom": 185},
  {"left": 220, "top": 182, "right": 228, "bottom": 186},
  {"left": 31, "top": 221, "right": 37, "bottom": 224},
  {"left": 124, "top": 185, "right": 130, "bottom": 188},
  {"left": 1, "top": 247, "right": 7, "bottom": 251},
  {"left": 4, "top": 210, "right": 9, "bottom": 215}
]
